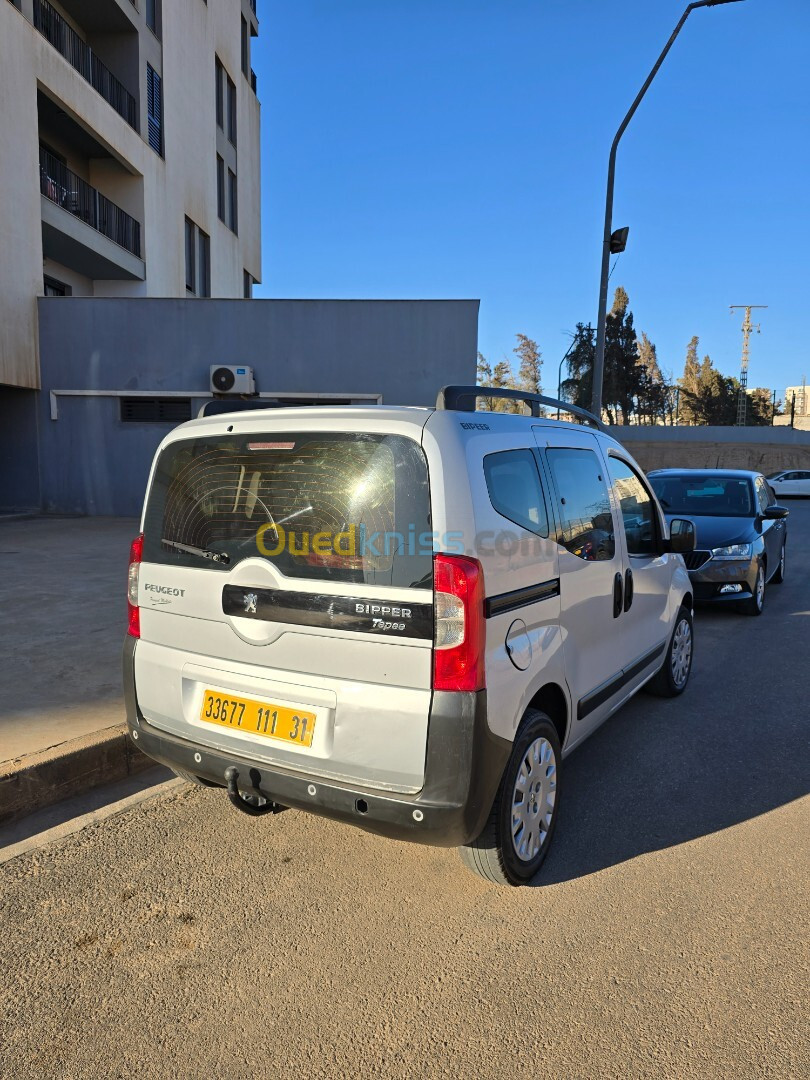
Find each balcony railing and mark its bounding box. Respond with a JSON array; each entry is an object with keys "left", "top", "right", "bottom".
[
  {"left": 39, "top": 147, "right": 141, "bottom": 258},
  {"left": 33, "top": 0, "right": 138, "bottom": 131}
]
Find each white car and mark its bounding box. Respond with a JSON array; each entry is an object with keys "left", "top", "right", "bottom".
[
  {"left": 766, "top": 470, "right": 810, "bottom": 498},
  {"left": 124, "top": 386, "right": 696, "bottom": 886}
]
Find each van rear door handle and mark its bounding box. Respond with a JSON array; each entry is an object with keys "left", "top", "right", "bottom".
[
  {"left": 613, "top": 572, "right": 623, "bottom": 619},
  {"left": 624, "top": 568, "right": 634, "bottom": 612}
]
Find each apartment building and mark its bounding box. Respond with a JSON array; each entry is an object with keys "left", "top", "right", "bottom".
[
  {"left": 784, "top": 383, "right": 808, "bottom": 416},
  {"left": 0, "top": 0, "right": 262, "bottom": 393}
]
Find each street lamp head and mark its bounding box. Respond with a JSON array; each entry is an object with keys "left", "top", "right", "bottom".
[
  {"left": 609, "top": 226, "right": 629, "bottom": 254},
  {"left": 703, "top": 0, "right": 745, "bottom": 6}
]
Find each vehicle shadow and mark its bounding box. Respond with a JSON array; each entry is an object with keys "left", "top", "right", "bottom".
[{"left": 536, "top": 587, "right": 810, "bottom": 886}]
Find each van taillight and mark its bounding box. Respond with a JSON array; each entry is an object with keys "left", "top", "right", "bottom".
[
  {"left": 127, "top": 534, "right": 144, "bottom": 638},
  {"left": 433, "top": 554, "right": 486, "bottom": 692}
]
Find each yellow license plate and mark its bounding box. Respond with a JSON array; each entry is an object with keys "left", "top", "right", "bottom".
[{"left": 199, "top": 690, "right": 316, "bottom": 748}]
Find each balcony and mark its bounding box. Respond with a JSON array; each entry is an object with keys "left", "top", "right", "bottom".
[
  {"left": 33, "top": 0, "right": 138, "bottom": 132},
  {"left": 39, "top": 146, "right": 144, "bottom": 280}
]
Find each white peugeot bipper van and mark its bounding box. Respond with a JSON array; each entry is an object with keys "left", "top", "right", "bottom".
[{"left": 124, "top": 386, "right": 696, "bottom": 886}]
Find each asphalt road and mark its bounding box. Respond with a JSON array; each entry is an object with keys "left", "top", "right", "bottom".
[{"left": 2, "top": 503, "right": 809, "bottom": 1079}]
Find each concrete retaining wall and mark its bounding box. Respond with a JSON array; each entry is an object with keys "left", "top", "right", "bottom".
[{"left": 607, "top": 425, "right": 810, "bottom": 475}]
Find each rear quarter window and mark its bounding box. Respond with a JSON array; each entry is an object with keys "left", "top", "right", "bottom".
[
  {"left": 142, "top": 432, "right": 432, "bottom": 588},
  {"left": 483, "top": 449, "right": 549, "bottom": 536}
]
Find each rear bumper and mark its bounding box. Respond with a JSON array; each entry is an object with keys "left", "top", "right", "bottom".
[{"left": 123, "top": 637, "right": 510, "bottom": 847}]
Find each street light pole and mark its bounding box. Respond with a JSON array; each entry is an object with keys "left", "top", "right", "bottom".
[{"left": 590, "top": 0, "right": 744, "bottom": 419}]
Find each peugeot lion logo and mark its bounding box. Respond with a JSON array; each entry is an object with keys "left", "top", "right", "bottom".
[{"left": 243, "top": 593, "right": 258, "bottom": 614}]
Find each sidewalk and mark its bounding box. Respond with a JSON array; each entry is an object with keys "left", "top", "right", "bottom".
[{"left": 0, "top": 517, "right": 152, "bottom": 825}]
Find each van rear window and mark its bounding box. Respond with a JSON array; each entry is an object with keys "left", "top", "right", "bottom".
[{"left": 142, "top": 432, "right": 432, "bottom": 588}]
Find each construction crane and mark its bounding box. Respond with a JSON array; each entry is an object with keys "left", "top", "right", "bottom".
[{"left": 730, "top": 305, "right": 767, "bottom": 426}]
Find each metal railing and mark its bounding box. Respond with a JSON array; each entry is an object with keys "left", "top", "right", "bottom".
[
  {"left": 33, "top": 0, "right": 138, "bottom": 131},
  {"left": 39, "top": 147, "right": 141, "bottom": 258}
]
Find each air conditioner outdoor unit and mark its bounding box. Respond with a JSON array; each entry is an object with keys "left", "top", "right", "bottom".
[{"left": 210, "top": 365, "right": 256, "bottom": 395}]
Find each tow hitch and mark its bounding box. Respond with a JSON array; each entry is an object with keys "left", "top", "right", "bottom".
[{"left": 224, "top": 766, "right": 287, "bottom": 818}]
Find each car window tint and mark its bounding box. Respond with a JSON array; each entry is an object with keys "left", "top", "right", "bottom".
[
  {"left": 648, "top": 475, "right": 753, "bottom": 517},
  {"left": 607, "top": 457, "right": 657, "bottom": 556},
  {"left": 546, "top": 448, "right": 615, "bottom": 561},
  {"left": 483, "top": 449, "right": 549, "bottom": 537},
  {"left": 142, "top": 432, "right": 432, "bottom": 587}
]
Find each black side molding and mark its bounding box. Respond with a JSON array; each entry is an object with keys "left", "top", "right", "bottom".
[
  {"left": 577, "top": 641, "right": 666, "bottom": 721},
  {"left": 485, "top": 578, "right": 560, "bottom": 619}
]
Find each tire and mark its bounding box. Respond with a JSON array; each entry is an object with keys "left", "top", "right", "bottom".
[
  {"left": 646, "top": 605, "right": 693, "bottom": 698},
  {"left": 741, "top": 562, "right": 766, "bottom": 616},
  {"left": 458, "top": 709, "right": 561, "bottom": 887},
  {"left": 771, "top": 543, "right": 786, "bottom": 585}
]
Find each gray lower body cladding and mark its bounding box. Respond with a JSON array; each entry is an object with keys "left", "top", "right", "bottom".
[{"left": 123, "top": 637, "right": 510, "bottom": 847}]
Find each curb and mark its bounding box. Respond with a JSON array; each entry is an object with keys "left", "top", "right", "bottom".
[{"left": 0, "top": 724, "right": 152, "bottom": 827}]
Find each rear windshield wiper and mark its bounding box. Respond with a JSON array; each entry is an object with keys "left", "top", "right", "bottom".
[{"left": 162, "top": 539, "right": 230, "bottom": 565}]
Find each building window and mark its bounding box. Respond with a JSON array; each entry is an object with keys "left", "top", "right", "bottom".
[
  {"left": 215, "top": 56, "right": 224, "bottom": 129},
  {"left": 146, "top": 0, "right": 161, "bottom": 37},
  {"left": 43, "top": 276, "right": 70, "bottom": 297},
  {"left": 121, "top": 398, "right": 193, "bottom": 424},
  {"left": 241, "top": 16, "right": 249, "bottom": 76},
  {"left": 185, "top": 218, "right": 210, "bottom": 297},
  {"left": 243, "top": 271, "right": 252, "bottom": 299},
  {"left": 197, "top": 229, "right": 210, "bottom": 297},
  {"left": 227, "top": 75, "right": 237, "bottom": 146},
  {"left": 216, "top": 155, "right": 225, "bottom": 221},
  {"left": 227, "top": 169, "right": 238, "bottom": 233},
  {"left": 146, "top": 64, "right": 163, "bottom": 156},
  {"left": 184, "top": 217, "right": 195, "bottom": 293}
]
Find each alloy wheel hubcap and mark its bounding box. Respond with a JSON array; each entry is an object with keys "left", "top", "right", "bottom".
[
  {"left": 511, "top": 737, "right": 557, "bottom": 862},
  {"left": 756, "top": 568, "right": 765, "bottom": 608},
  {"left": 671, "top": 618, "right": 692, "bottom": 688}
]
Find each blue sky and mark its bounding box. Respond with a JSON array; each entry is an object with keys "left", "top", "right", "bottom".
[{"left": 254, "top": 0, "right": 809, "bottom": 401}]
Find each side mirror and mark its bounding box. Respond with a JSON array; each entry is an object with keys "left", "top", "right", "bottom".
[
  {"left": 667, "top": 517, "right": 697, "bottom": 554},
  {"left": 763, "top": 505, "right": 789, "bottom": 520}
]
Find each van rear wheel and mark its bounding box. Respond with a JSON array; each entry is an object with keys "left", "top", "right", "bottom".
[{"left": 458, "top": 709, "right": 560, "bottom": 887}]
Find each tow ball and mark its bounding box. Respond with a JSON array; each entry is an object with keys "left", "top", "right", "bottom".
[{"left": 223, "top": 765, "right": 287, "bottom": 818}]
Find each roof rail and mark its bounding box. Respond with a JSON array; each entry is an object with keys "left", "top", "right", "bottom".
[{"left": 435, "top": 385, "right": 606, "bottom": 431}]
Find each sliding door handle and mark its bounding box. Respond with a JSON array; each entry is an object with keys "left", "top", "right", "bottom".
[
  {"left": 613, "top": 572, "right": 623, "bottom": 619},
  {"left": 624, "top": 568, "right": 634, "bottom": 612}
]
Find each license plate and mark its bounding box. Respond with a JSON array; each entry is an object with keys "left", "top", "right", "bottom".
[{"left": 199, "top": 690, "right": 316, "bottom": 748}]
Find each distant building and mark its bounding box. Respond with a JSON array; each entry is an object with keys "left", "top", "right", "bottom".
[
  {"left": 784, "top": 384, "right": 809, "bottom": 416},
  {"left": 0, "top": 0, "right": 262, "bottom": 395}
]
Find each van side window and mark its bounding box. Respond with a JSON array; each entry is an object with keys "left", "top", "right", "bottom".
[
  {"left": 546, "top": 448, "right": 615, "bottom": 561},
  {"left": 483, "top": 449, "right": 549, "bottom": 537},
  {"left": 607, "top": 456, "right": 657, "bottom": 556}
]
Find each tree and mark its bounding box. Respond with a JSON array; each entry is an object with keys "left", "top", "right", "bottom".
[
  {"left": 603, "top": 286, "right": 640, "bottom": 424},
  {"left": 636, "top": 331, "right": 669, "bottom": 425},
  {"left": 678, "top": 337, "right": 704, "bottom": 424},
  {"left": 513, "top": 334, "right": 542, "bottom": 395},
  {"left": 491, "top": 358, "right": 522, "bottom": 412},
  {"left": 560, "top": 323, "right": 595, "bottom": 413},
  {"left": 476, "top": 352, "right": 498, "bottom": 411}
]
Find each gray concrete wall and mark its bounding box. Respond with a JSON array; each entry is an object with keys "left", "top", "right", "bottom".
[
  {"left": 608, "top": 424, "right": 810, "bottom": 475},
  {"left": 35, "top": 297, "right": 479, "bottom": 515},
  {"left": 0, "top": 388, "right": 41, "bottom": 511}
]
